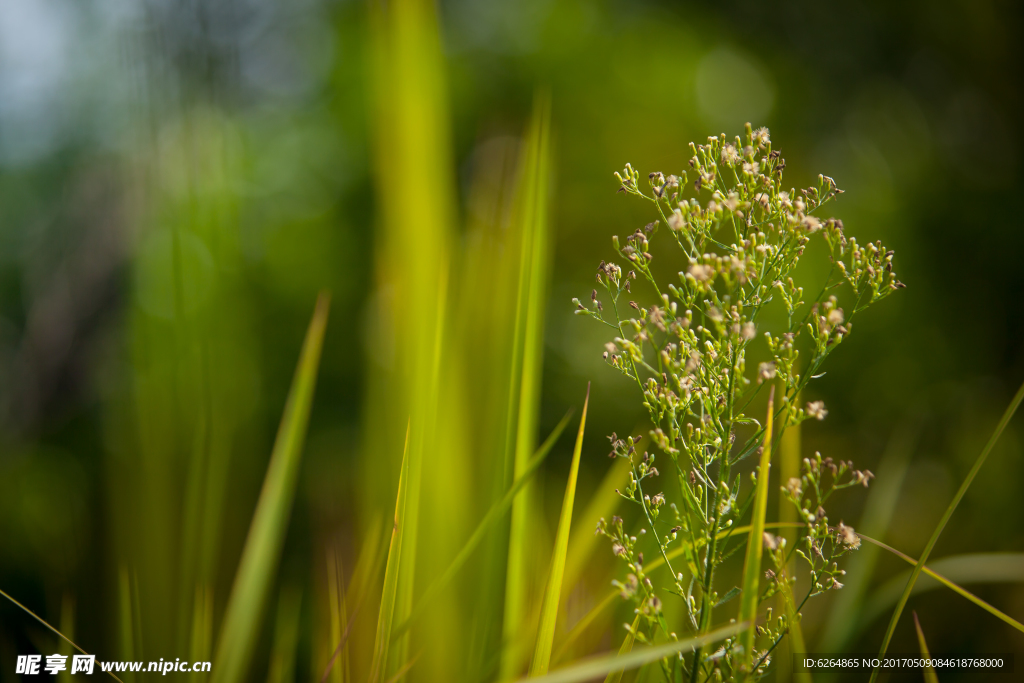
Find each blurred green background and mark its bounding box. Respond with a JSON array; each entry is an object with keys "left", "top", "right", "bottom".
[{"left": 0, "top": 0, "right": 1021, "bottom": 681}]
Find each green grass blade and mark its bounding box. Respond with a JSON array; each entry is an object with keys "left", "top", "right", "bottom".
[
  {"left": 738, "top": 386, "right": 776, "bottom": 665},
  {"left": 530, "top": 386, "right": 589, "bottom": 676},
  {"left": 503, "top": 91, "right": 554, "bottom": 680},
  {"left": 0, "top": 587, "right": 124, "bottom": 683},
  {"left": 210, "top": 292, "right": 330, "bottom": 683},
  {"left": 369, "top": 426, "right": 411, "bottom": 683},
  {"left": 913, "top": 612, "right": 940, "bottom": 683},
  {"left": 393, "top": 410, "right": 573, "bottom": 641},
  {"left": 516, "top": 622, "right": 747, "bottom": 683},
  {"left": 604, "top": 614, "right": 641, "bottom": 683},
  {"left": 857, "top": 534, "right": 1024, "bottom": 633},
  {"left": 870, "top": 377, "right": 1024, "bottom": 682}
]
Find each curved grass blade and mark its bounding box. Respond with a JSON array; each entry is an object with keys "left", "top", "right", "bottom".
[
  {"left": 870, "top": 377, "right": 1024, "bottom": 683},
  {"left": 392, "top": 409, "right": 573, "bottom": 641},
  {"left": 516, "top": 622, "right": 747, "bottom": 683},
  {"left": 738, "top": 386, "right": 775, "bottom": 665},
  {"left": 210, "top": 292, "right": 331, "bottom": 683},
  {"left": 604, "top": 614, "right": 641, "bottom": 683},
  {"left": 857, "top": 533, "right": 1024, "bottom": 633},
  {"left": 530, "top": 385, "right": 590, "bottom": 676},
  {"left": 913, "top": 612, "right": 940, "bottom": 683},
  {"left": 0, "top": 587, "right": 124, "bottom": 683},
  {"left": 369, "top": 425, "right": 412, "bottom": 683}
]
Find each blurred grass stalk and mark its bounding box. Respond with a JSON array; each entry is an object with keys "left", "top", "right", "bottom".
[{"left": 365, "top": 0, "right": 555, "bottom": 679}]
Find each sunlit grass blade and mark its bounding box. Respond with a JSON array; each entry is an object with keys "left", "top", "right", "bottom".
[
  {"left": 211, "top": 292, "right": 331, "bottom": 683},
  {"left": 392, "top": 409, "right": 573, "bottom": 641},
  {"left": 267, "top": 586, "right": 301, "bottom": 683},
  {"left": 818, "top": 422, "right": 918, "bottom": 652},
  {"left": 530, "top": 386, "right": 589, "bottom": 676},
  {"left": 857, "top": 534, "right": 1024, "bottom": 633},
  {"left": 503, "top": 91, "right": 554, "bottom": 680},
  {"left": 368, "top": 424, "right": 411, "bottom": 683},
  {"left": 0, "top": 587, "right": 124, "bottom": 683},
  {"left": 738, "top": 386, "right": 776, "bottom": 665},
  {"left": 870, "top": 377, "right": 1024, "bottom": 682},
  {"left": 603, "top": 614, "right": 640, "bottom": 683},
  {"left": 516, "top": 622, "right": 747, "bottom": 683},
  {"left": 912, "top": 612, "right": 940, "bottom": 683}
]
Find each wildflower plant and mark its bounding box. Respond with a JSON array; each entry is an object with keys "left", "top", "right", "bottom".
[{"left": 575, "top": 124, "right": 902, "bottom": 680}]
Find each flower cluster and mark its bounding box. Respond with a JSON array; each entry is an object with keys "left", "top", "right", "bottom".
[{"left": 574, "top": 125, "right": 899, "bottom": 682}]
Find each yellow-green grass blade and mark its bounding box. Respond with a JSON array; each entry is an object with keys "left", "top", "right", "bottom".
[
  {"left": 530, "top": 386, "right": 589, "bottom": 676},
  {"left": 369, "top": 426, "right": 411, "bottom": 683},
  {"left": 738, "top": 386, "right": 776, "bottom": 665},
  {"left": 503, "top": 91, "right": 554, "bottom": 680},
  {"left": 367, "top": 0, "right": 456, "bottom": 673},
  {"left": 870, "top": 377, "right": 1024, "bottom": 683},
  {"left": 818, "top": 422, "right": 918, "bottom": 652},
  {"left": 856, "top": 534, "right": 1024, "bottom": 633},
  {"left": 0, "top": 587, "right": 124, "bottom": 683},
  {"left": 267, "top": 586, "right": 301, "bottom": 683},
  {"left": 555, "top": 523, "right": 804, "bottom": 657},
  {"left": 913, "top": 612, "right": 940, "bottom": 683},
  {"left": 393, "top": 410, "right": 573, "bottom": 641},
  {"left": 211, "top": 292, "right": 331, "bottom": 683},
  {"left": 515, "top": 622, "right": 747, "bottom": 683},
  {"left": 604, "top": 614, "right": 641, "bottom": 683}
]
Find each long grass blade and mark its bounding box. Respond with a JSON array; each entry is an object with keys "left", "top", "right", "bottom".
[
  {"left": 870, "top": 377, "right": 1024, "bottom": 682},
  {"left": 912, "top": 612, "right": 940, "bottom": 683},
  {"left": 604, "top": 614, "right": 641, "bottom": 683},
  {"left": 530, "top": 386, "right": 589, "bottom": 676},
  {"left": 503, "top": 91, "right": 554, "bottom": 680},
  {"left": 369, "top": 425, "right": 412, "bottom": 683},
  {"left": 517, "top": 622, "right": 746, "bottom": 683},
  {"left": 210, "top": 292, "right": 331, "bottom": 683},
  {"left": 393, "top": 410, "right": 573, "bottom": 641},
  {"left": 857, "top": 534, "right": 1024, "bottom": 633},
  {"left": 738, "top": 386, "right": 775, "bottom": 664},
  {"left": 0, "top": 587, "right": 124, "bottom": 683}
]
